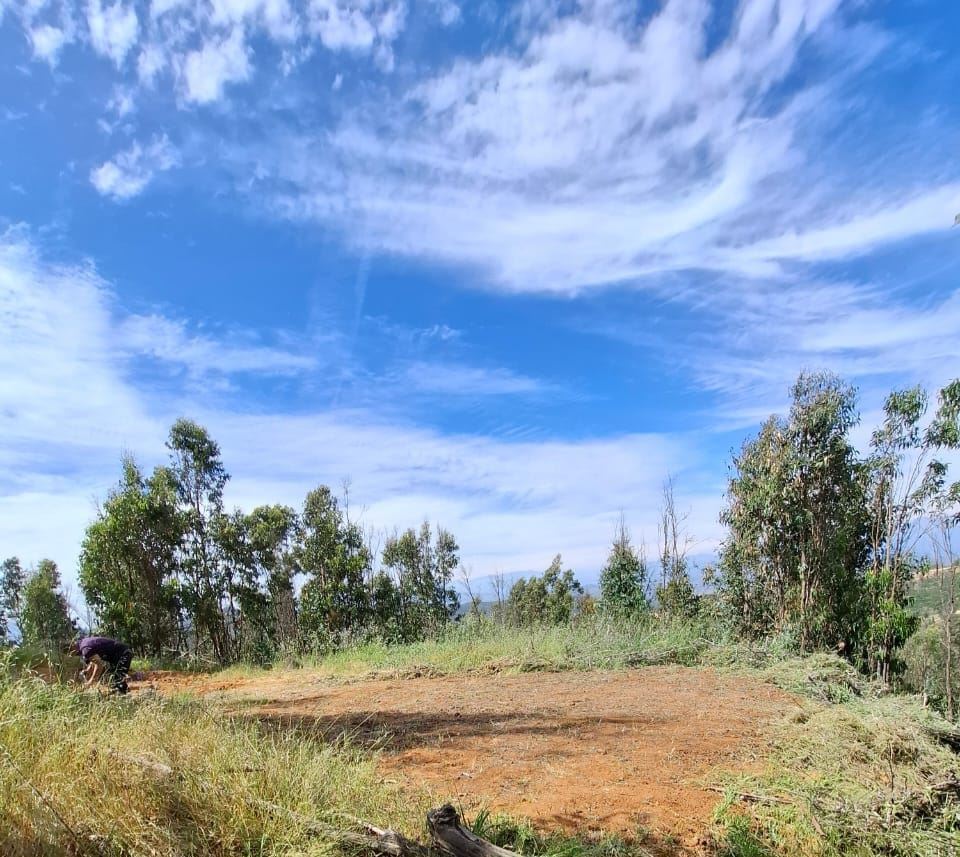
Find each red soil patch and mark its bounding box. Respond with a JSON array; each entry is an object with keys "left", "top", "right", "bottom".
[{"left": 136, "top": 667, "right": 795, "bottom": 852}]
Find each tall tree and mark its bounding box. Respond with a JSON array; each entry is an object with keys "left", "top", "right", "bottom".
[
  {"left": 863, "top": 381, "right": 960, "bottom": 683},
  {"left": 20, "top": 560, "right": 75, "bottom": 649},
  {"left": 599, "top": 518, "right": 649, "bottom": 617},
  {"left": 656, "top": 477, "right": 697, "bottom": 619},
  {"left": 718, "top": 373, "right": 868, "bottom": 649},
  {"left": 167, "top": 419, "right": 230, "bottom": 660},
  {"left": 80, "top": 456, "right": 182, "bottom": 656},
  {"left": 1, "top": 556, "right": 25, "bottom": 643},
  {"left": 212, "top": 508, "right": 262, "bottom": 661},
  {"left": 246, "top": 504, "right": 300, "bottom": 649}
]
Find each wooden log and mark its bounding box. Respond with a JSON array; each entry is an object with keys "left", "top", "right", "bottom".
[{"left": 428, "top": 804, "right": 521, "bottom": 857}]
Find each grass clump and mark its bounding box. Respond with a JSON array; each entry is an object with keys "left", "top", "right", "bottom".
[{"left": 0, "top": 671, "right": 421, "bottom": 856}]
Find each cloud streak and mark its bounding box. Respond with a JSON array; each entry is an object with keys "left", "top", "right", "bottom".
[
  {"left": 222, "top": 0, "right": 959, "bottom": 295},
  {"left": 90, "top": 134, "right": 179, "bottom": 199}
]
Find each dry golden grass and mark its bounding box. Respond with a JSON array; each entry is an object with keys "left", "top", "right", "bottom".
[{"left": 0, "top": 670, "right": 423, "bottom": 856}]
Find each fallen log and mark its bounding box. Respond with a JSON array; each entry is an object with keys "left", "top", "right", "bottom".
[{"left": 428, "top": 805, "right": 521, "bottom": 857}]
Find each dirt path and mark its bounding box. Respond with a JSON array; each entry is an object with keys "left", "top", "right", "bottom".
[{"left": 136, "top": 667, "right": 795, "bottom": 850}]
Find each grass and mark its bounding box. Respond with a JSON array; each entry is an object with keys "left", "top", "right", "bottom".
[
  {"left": 910, "top": 566, "right": 960, "bottom": 618},
  {"left": 711, "top": 663, "right": 960, "bottom": 856},
  {"left": 0, "top": 667, "right": 421, "bottom": 856},
  {"left": 0, "top": 652, "right": 662, "bottom": 857},
  {"left": 210, "top": 614, "right": 798, "bottom": 683},
  {"left": 6, "top": 617, "right": 960, "bottom": 856}
]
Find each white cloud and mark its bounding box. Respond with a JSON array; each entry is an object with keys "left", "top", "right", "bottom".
[
  {"left": 137, "top": 43, "right": 166, "bottom": 85},
  {"left": 0, "top": 232, "right": 161, "bottom": 472},
  {"left": 150, "top": 0, "right": 190, "bottom": 17},
  {"left": 401, "top": 361, "right": 548, "bottom": 397},
  {"left": 733, "top": 184, "right": 960, "bottom": 265},
  {"left": 308, "top": 0, "right": 376, "bottom": 51},
  {"left": 430, "top": 0, "right": 460, "bottom": 27},
  {"left": 210, "top": 0, "right": 299, "bottom": 42},
  {"left": 107, "top": 84, "right": 135, "bottom": 116},
  {"left": 15, "top": 0, "right": 408, "bottom": 104},
  {"left": 86, "top": 0, "right": 139, "bottom": 66},
  {"left": 181, "top": 27, "right": 252, "bottom": 104},
  {"left": 90, "top": 134, "right": 179, "bottom": 200},
  {"left": 375, "top": 0, "right": 405, "bottom": 41},
  {"left": 118, "top": 313, "right": 319, "bottom": 376},
  {"left": 240, "top": 0, "right": 895, "bottom": 293},
  {"left": 212, "top": 411, "right": 716, "bottom": 585},
  {"left": 682, "top": 272, "right": 960, "bottom": 432},
  {"left": 29, "top": 24, "right": 70, "bottom": 64},
  {"left": 332, "top": 71, "right": 343, "bottom": 89},
  {"left": 306, "top": 0, "right": 405, "bottom": 53},
  {"left": 0, "top": 233, "right": 718, "bottom": 597}
]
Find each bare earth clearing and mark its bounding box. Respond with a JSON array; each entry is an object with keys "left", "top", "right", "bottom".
[{"left": 135, "top": 667, "right": 797, "bottom": 850}]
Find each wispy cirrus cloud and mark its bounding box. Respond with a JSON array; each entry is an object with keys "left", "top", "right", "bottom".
[
  {"left": 400, "top": 360, "right": 549, "bottom": 398},
  {"left": 9, "top": 0, "right": 958, "bottom": 300},
  {"left": 117, "top": 314, "right": 320, "bottom": 378},
  {"left": 682, "top": 272, "right": 960, "bottom": 429},
  {"left": 229, "top": 0, "right": 958, "bottom": 294}
]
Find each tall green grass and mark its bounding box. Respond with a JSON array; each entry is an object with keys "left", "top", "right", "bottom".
[{"left": 240, "top": 615, "right": 799, "bottom": 681}]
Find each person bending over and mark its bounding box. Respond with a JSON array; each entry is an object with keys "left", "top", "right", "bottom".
[{"left": 72, "top": 636, "right": 132, "bottom": 695}]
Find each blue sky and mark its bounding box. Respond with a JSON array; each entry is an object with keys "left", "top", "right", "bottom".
[{"left": 1, "top": 0, "right": 959, "bottom": 607}]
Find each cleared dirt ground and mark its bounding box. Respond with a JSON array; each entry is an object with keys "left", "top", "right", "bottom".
[{"left": 136, "top": 667, "right": 796, "bottom": 851}]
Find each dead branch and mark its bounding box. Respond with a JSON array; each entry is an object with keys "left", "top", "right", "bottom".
[{"left": 706, "top": 786, "right": 792, "bottom": 806}]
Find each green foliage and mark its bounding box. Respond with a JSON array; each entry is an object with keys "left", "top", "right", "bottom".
[
  {"left": 291, "top": 612, "right": 744, "bottom": 678},
  {"left": 467, "top": 809, "right": 648, "bottom": 857},
  {"left": 712, "top": 687, "right": 960, "bottom": 857},
  {"left": 717, "top": 373, "right": 871, "bottom": 651},
  {"left": 901, "top": 619, "right": 960, "bottom": 716},
  {"left": 74, "top": 417, "right": 466, "bottom": 664},
  {"left": 297, "top": 487, "right": 373, "bottom": 648},
  {"left": 167, "top": 418, "right": 231, "bottom": 661},
  {"left": 19, "top": 560, "right": 75, "bottom": 649},
  {"left": 910, "top": 570, "right": 960, "bottom": 618},
  {"left": 598, "top": 519, "right": 649, "bottom": 617},
  {"left": 245, "top": 503, "right": 300, "bottom": 649},
  {"left": 79, "top": 457, "right": 182, "bottom": 656},
  {"left": 0, "top": 556, "right": 25, "bottom": 642},
  {"left": 382, "top": 521, "right": 461, "bottom": 641},
  {"left": 862, "top": 380, "right": 960, "bottom": 683},
  {"left": 506, "top": 554, "right": 584, "bottom": 625}
]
